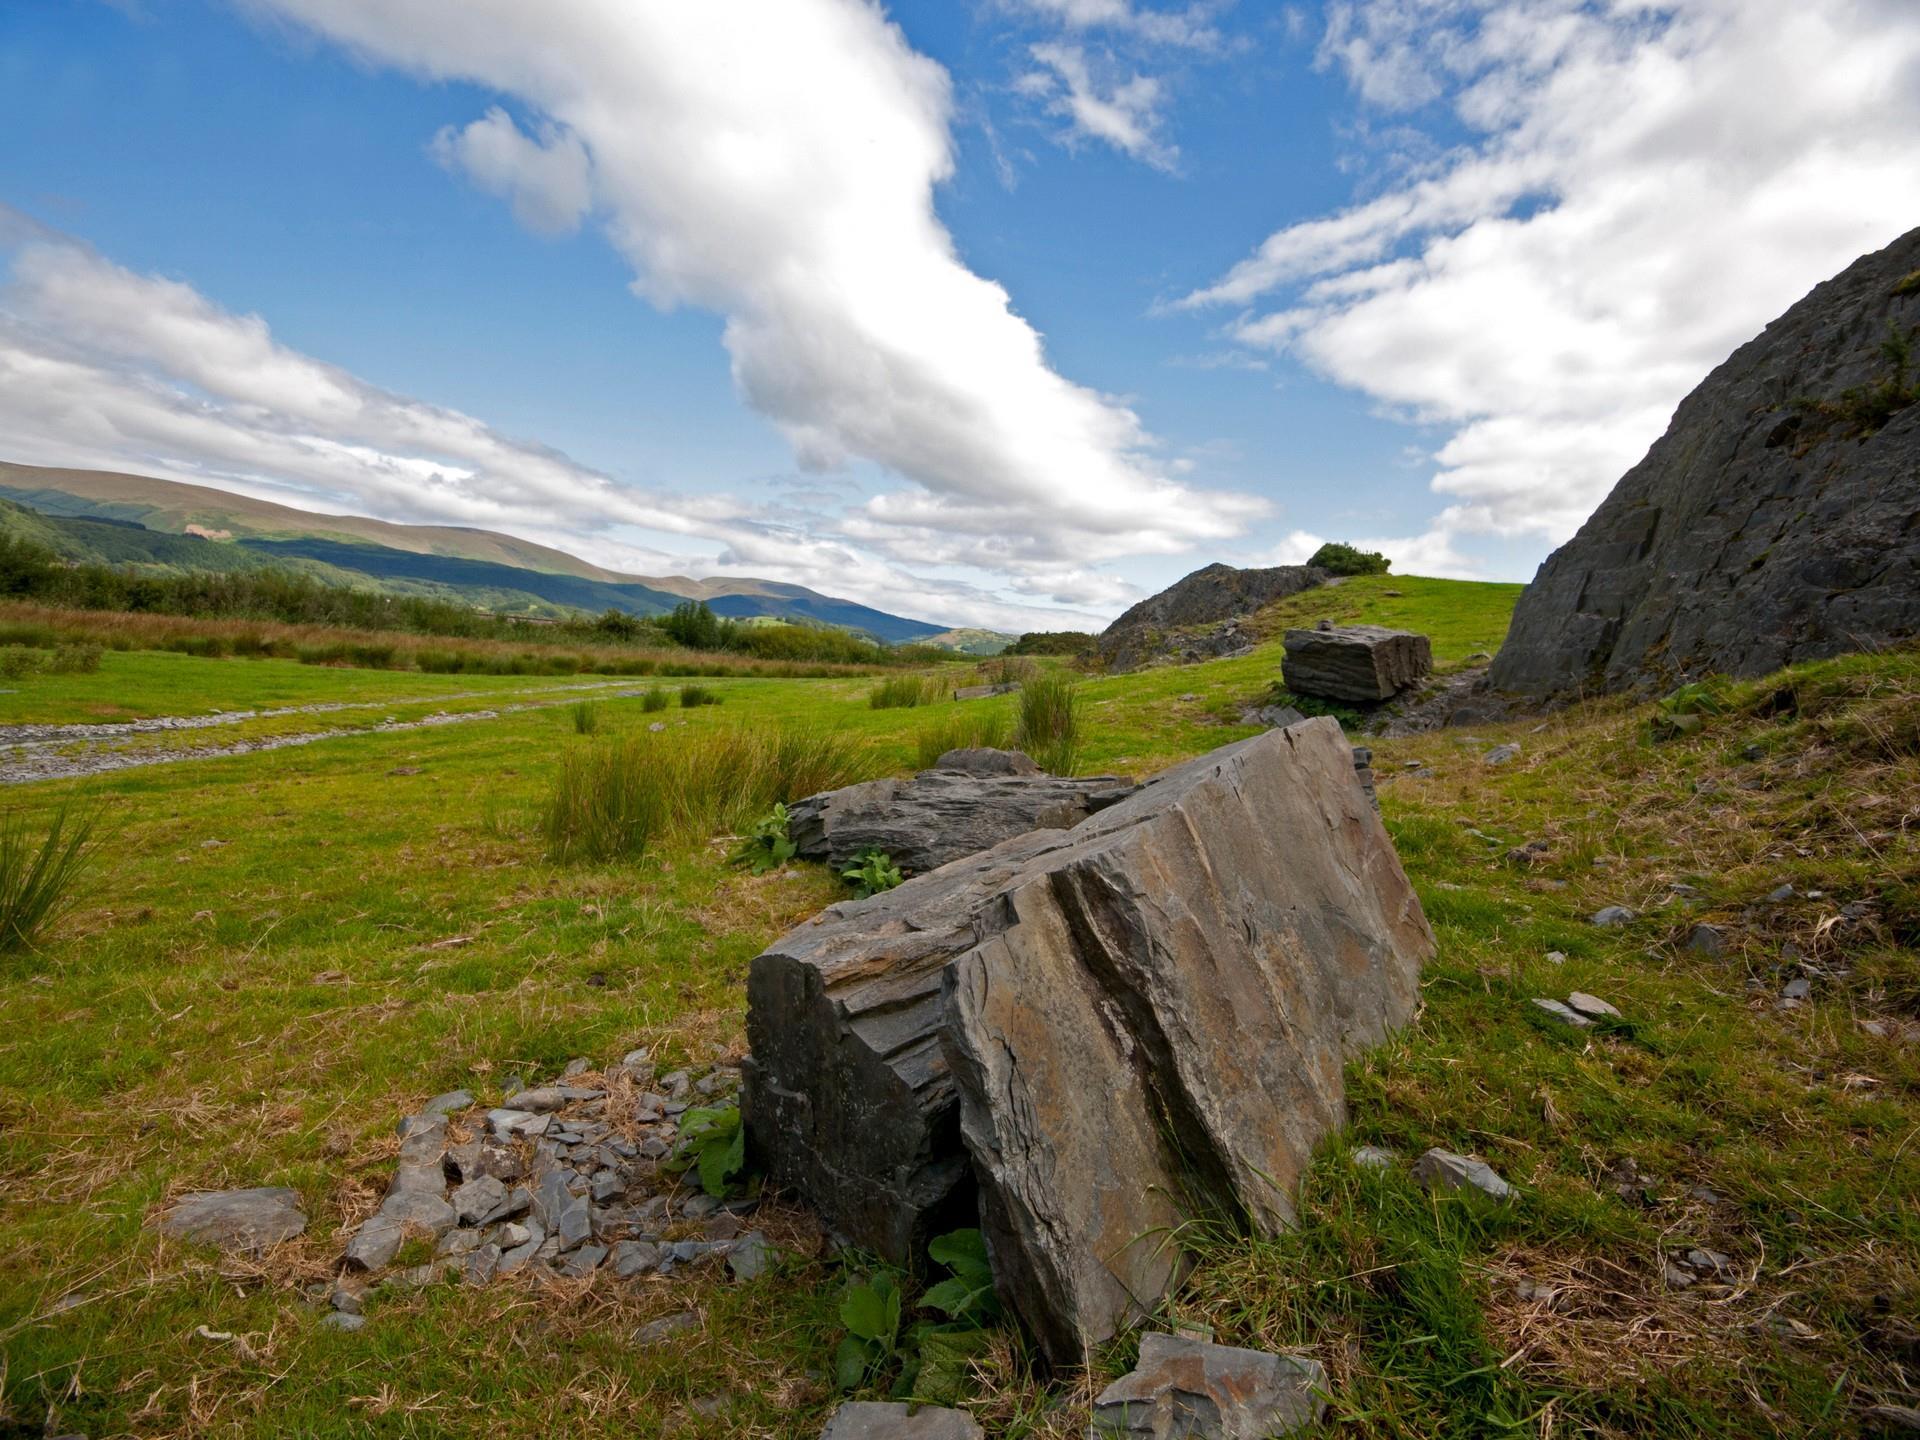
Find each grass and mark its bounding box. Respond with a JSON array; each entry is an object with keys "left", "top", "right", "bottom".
[
  {"left": 0, "top": 803, "right": 98, "bottom": 952},
  {"left": 1243, "top": 573, "right": 1525, "bottom": 667},
  {"left": 0, "top": 575, "right": 1916, "bottom": 1438},
  {"left": 869, "top": 673, "right": 949, "bottom": 710},
  {"left": 569, "top": 700, "right": 601, "bottom": 735},
  {"left": 1013, "top": 672, "right": 1081, "bottom": 776},
  {"left": 913, "top": 707, "right": 1013, "bottom": 769}
]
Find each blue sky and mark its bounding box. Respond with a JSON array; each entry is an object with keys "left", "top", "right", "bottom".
[{"left": 2, "top": 1, "right": 1916, "bottom": 630}]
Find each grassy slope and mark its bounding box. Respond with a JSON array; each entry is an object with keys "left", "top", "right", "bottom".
[{"left": 0, "top": 583, "right": 1915, "bottom": 1438}]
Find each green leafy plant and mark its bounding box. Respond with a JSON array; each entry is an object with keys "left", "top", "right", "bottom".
[
  {"left": 918, "top": 1229, "right": 1002, "bottom": 1326},
  {"left": 835, "top": 1272, "right": 904, "bottom": 1390},
  {"left": 667, "top": 1104, "right": 747, "bottom": 1197},
  {"left": 1647, "top": 678, "right": 1731, "bottom": 743},
  {"left": 843, "top": 847, "right": 904, "bottom": 898},
  {"left": 0, "top": 803, "right": 101, "bottom": 953},
  {"left": 731, "top": 802, "right": 798, "bottom": 874}
]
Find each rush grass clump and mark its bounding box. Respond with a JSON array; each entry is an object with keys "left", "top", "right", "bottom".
[
  {"left": 913, "top": 709, "right": 1013, "bottom": 769},
  {"left": 1014, "top": 672, "right": 1081, "bottom": 776},
  {"left": 869, "top": 674, "right": 948, "bottom": 710},
  {"left": 0, "top": 803, "right": 100, "bottom": 953},
  {"left": 543, "top": 725, "right": 875, "bottom": 863}
]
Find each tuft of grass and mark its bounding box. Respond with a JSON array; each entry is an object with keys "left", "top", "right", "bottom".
[
  {"left": 542, "top": 724, "right": 875, "bottom": 863},
  {"left": 679, "top": 684, "right": 724, "bottom": 709},
  {"left": 1014, "top": 672, "right": 1080, "bottom": 775},
  {"left": 913, "top": 708, "right": 1013, "bottom": 769},
  {"left": 869, "top": 674, "right": 949, "bottom": 710},
  {"left": 640, "top": 685, "right": 670, "bottom": 712},
  {"left": 0, "top": 802, "right": 100, "bottom": 953},
  {"left": 569, "top": 699, "right": 601, "bottom": 735}
]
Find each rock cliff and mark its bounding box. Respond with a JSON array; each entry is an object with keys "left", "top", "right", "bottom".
[{"left": 1097, "top": 563, "right": 1327, "bottom": 671}]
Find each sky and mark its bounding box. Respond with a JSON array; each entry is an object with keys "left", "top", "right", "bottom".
[{"left": 2, "top": 1, "right": 1917, "bottom": 632}]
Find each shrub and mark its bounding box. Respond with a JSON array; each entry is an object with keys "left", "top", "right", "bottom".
[
  {"left": 679, "top": 684, "right": 723, "bottom": 708},
  {"left": 570, "top": 700, "right": 601, "bottom": 735},
  {"left": 46, "top": 644, "right": 102, "bottom": 675},
  {"left": 543, "top": 725, "right": 873, "bottom": 863},
  {"left": 730, "top": 803, "right": 797, "bottom": 874},
  {"left": 667, "top": 1104, "right": 747, "bottom": 1197},
  {"left": 0, "top": 646, "right": 44, "bottom": 680},
  {"left": 913, "top": 709, "right": 1012, "bottom": 769},
  {"left": 1014, "top": 672, "right": 1081, "bottom": 776},
  {"left": 0, "top": 803, "right": 99, "bottom": 952},
  {"left": 843, "top": 847, "right": 904, "bottom": 897},
  {"left": 1308, "top": 541, "right": 1392, "bottom": 577},
  {"left": 869, "top": 674, "right": 947, "bottom": 710},
  {"left": 1006, "top": 631, "right": 1095, "bottom": 658},
  {"left": 640, "top": 686, "right": 670, "bottom": 712}
]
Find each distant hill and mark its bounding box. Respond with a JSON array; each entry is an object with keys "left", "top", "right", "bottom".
[
  {"left": 920, "top": 627, "right": 1018, "bottom": 656},
  {"left": 0, "top": 461, "right": 949, "bottom": 643}
]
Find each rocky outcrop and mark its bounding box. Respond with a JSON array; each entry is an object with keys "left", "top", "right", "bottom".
[
  {"left": 1491, "top": 227, "right": 1920, "bottom": 699},
  {"left": 743, "top": 721, "right": 1432, "bottom": 1358},
  {"left": 1098, "top": 564, "right": 1327, "bottom": 671},
  {"left": 1282, "top": 624, "right": 1432, "bottom": 703},
  {"left": 786, "top": 759, "right": 1136, "bottom": 874}
]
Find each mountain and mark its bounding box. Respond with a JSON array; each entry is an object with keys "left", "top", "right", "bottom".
[
  {"left": 1491, "top": 227, "right": 1920, "bottom": 698},
  {"left": 1097, "top": 562, "right": 1329, "bottom": 671},
  {"left": 0, "top": 460, "right": 949, "bottom": 643},
  {"left": 918, "top": 627, "right": 1019, "bottom": 656}
]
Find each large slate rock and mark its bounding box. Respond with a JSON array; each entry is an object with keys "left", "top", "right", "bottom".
[
  {"left": 786, "top": 763, "right": 1136, "bottom": 875},
  {"left": 1091, "top": 1332, "right": 1327, "bottom": 1440},
  {"left": 744, "top": 721, "right": 1432, "bottom": 1358},
  {"left": 1282, "top": 624, "right": 1433, "bottom": 703},
  {"left": 1098, "top": 563, "right": 1327, "bottom": 671},
  {"left": 1491, "top": 226, "right": 1920, "bottom": 698},
  {"left": 156, "top": 1187, "right": 307, "bottom": 1253}
]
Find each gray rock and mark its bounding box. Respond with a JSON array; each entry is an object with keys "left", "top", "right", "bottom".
[
  {"left": 1687, "top": 924, "right": 1728, "bottom": 955},
  {"left": 423, "top": 1089, "right": 474, "bottom": 1117},
  {"left": 344, "top": 1214, "right": 405, "bottom": 1271},
  {"left": 1090, "top": 1332, "right": 1326, "bottom": 1440},
  {"left": 377, "top": 1186, "right": 456, "bottom": 1239},
  {"left": 436, "top": 1228, "right": 483, "bottom": 1258},
  {"left": 498, "top": 1219, "right": 546, "bottom": 1274},
  {"left": 486, "top": 1108, "right": 548, "bottom": 1140},
  {"left": 534, "top": 1171, "right": 593, "bottom": 1250},
  {"left": 463, "top": 1243, "right": 502, "bottom": 1285},
  {"left": 1350, "top": 1145, "right": 1397, "bottom": 1172},
  {"left": 1413, "top": 1148, "right": 1513, "bottom": 1201},
  {"left": 933, "top": 747, "right": 1041, "bottom": 776},
  {"left": 752, "top": 723, "right": 1428, "bottom": 1363},
  {"left": 611, "top": 1240, "right": 662, "bottom": 1277},
  {"left": 1530, "top": 998, "right": 1593, "bottom": 1030},
  {"left": 727, "top": 1231, "right": 773, "bottom": 1281},
  {"left": 635, "top": 1310, "right": 702, "bottom": 1346},
  {"left": 1096, "top": 563, "right": 1328, "bottom": 672},
  {"left": 1490, "top": 227, "right": 1920, "bottom": 699},
  {"left": 320, "top": 1311, "right": 365, "bottom": 1333},
  {"left": 559, "top": 1243, "right": 608, "bottom": 1277},
  {"left": 155, "top": 1187, "right": 307, "bottom": 1253},
  {"left": 1782, "top": 976, "right": 1812, "bottom": 1001},
  {"left": 1768, "top": 884, "right": 1797, "bottom": 904},
  {"left": 786, "top": 767, "right": 1137, "bottom": 875},
  {"left": 952, "top": 682, "right": 1016, "bottom": 702},
  {"left": 508, "top": 1087, "right": 568, "bottom": 1114},
  {"left": 442, "top": 1137, "right": 522, "bottom": 1185},
  {"left": 1545, "top": 951, "right": 1568, "bottom": 965},
  {"left": 450, "top": 1175, "right": 511, "bottom": 1227},
  {"left": 1281, "top": 625, "right": 1433, "bottom": 703},
  {"left": 820, "top": 1401, "right": 985, "bottom": 1440},
  {"left": 1484, "top": 743, "right": 1521, "bottom": 766},
  {"left": 679, "top": 1191, "right": 722, "bottom": 1221},
  {"left": 1566, "top": 992, "right": 1622, "bottom": 1021},
  {"left": 1240, "top": 704, "right": 1306, "bottom": 729},
  {"left": 1591, "top": 906, "right": 1635, "bottom": 927}
]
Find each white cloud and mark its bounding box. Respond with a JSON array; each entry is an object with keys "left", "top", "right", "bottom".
[
  {"left": 0, "top": 235, "right": 1113, "bottom": 633},
  {"left": 238, "top": 0, "right": 1263, "bottom": 579},
  {"left": 430, "top": 107, "right": 593, "bottom": 237},
  {"left": 1021, "top": 42, "right": 1179, "bottom": 169},
  {"left": 1005, "top": 0, "right": 1226, "bottom": 50},
  {"left": 1188, "top": 0, "right": 1920, "bottom": 572}
]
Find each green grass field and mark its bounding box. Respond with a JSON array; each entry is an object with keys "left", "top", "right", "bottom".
[{"left": 0, "top": 578, "right": 1915, "bottom": 1439}]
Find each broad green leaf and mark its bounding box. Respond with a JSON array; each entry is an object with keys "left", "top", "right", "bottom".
[{"left": 834, "top": 1335, "right": 873, "bottom": 1391}]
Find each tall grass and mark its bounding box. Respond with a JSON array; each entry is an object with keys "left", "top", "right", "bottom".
[
  {"left": 543, "top": 726, "right": 876, "bottom": 863},
  {"left": 569, "top": 700, "right": 601, "bottom": 735},
  {"left": 1014, "top": 672, "right": 1081, "bottom": 776},
  {"left": 913, "top": 709, "right": 1013, "bottom": 769},
  {"left": 640, "top": 686, "right": 670, "bottom": 712},
  {"left": 869, "top": 673, "right": 949, "bottom": 710},
  {"left": 679, "top": 684, "right": 724, "bottom": 708},
  {"left": 0, "top": 804, "right": 99, "bottom": 953}
]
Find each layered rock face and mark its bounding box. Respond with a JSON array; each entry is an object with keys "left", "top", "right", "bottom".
[
  {"left": 786, "top": 754, "right": 1136, "bottom": 874},
  {"left": 744, "top": 721, "right": 1433, "bottom": 1359},
  {"left": 1097, "top": 563, "right": 1327, "bottom": 671},
  {"left": 1492, "top": 227, "right": 1920, "bottom": 699},
  {"left": 1282, "top": 624, "right": 1433, "bottom": 703}
]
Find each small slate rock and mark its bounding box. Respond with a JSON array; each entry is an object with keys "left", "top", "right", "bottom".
[
  {"left": 1782, "top": 976, "right": 1812, "bottom": 1001},
  {"left": 1531, "top": 997, "right": 1593, "bottom": 1030},
  {"left": 1484, "top": 743, "right": 1521, "bottom": 766},
  {"left": 423, "top": 1089, "right": 474, "bottom": 1117},
  {"left": 1686, "top": 924, "right": 1727, "bottom": 955},
  {"left": 728, "top": 1231, "right": 773, "bottom": 1282},
  {"left": 450, "top": 1175, "right": 510, "bottom": 1227},
  {"left": 155, "top": 1187, "right": 307, "bottom": 1253},
  {"left": 1090, "top": 1332, "right": 1325, "bottom": 1440},
  {"left": 1566, "top": 992, "right": 1622, "bottom": 1021},
  {"left": 635, "top": 1310, "right": 702, "bottom": 1346},
  {"left": 1413, "top": 1148, "right": 1513, "bottom": 1200},
  {"left": 1591, "top": 906, "right": 1634, "bottom": 927},
  {"left": 820, "top": 1401, "right": 984, "bottom": 1440},
  {"left": 1350, "top": 1145, "right": 1396, "bottom": 1171},
  {"left": 612, "top": 1240, "right": 662, "bottom": 1277},
  {"left": 320, "top": 1311, "right": 365, "bottom": 1333}
]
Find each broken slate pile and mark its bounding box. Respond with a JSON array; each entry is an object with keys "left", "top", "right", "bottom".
[
  {"left": 786, "top": 747, "right": 1136, "bottom": 874},
  {"left": 1281, "top": 623, "right": 1433, "bottom": 704},
  {"left": 330, "top": 1052, "right": 770, "bottom": 1317},
  {"left": 745, "top": 720, "right": 1433, "bottom": 1362}
]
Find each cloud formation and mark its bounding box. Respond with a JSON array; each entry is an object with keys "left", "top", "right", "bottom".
[
  {"left": 1018, "top": 42, "right": 1179, "bottom": 169},
  {"left": 241, "top": 0, "right": 1262, "bottom": 580},
  {"left": 1188, "top": 0, "right": 1920, "bottom": 573},
  {"left": 0, "top": 234, "right": 1107, "bottom": 633},
  {"left": 430, "top": 108, "right": 594, "bottom": 237}
]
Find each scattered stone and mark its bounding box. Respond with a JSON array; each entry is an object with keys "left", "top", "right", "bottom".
[
  {"left": 1412, "top": 1148, "right": 1513, "bottom": 1201},
  {"left": 820, "top": 1402, "right": 984, "bottom": 1440},
  {"left": 1782, "top": 976, "right": 1812, "bottom": 1001},
  {"left": 327, "top": 1282, "right": 365, "bottom": 1315},
  {"left": 443, "top": 1137, "right": 522, "bottom": 1185},
  {"left": 1664, "top": 1262, "right": 1698, "bottom": 1289},
  {"left": 320, "top": 1311, "right": 365, "bottom": 1333},
  {"left": 680, "top": 1192, "right": 721, "bottom": 1220},
  {"left": 635, "top": 1310, "right": 702, "bottom": 1347},
  {"left": 1591, "top": 906, "right": 1634, "bottom": 927},
  {"left": 1090, "top": 1332, "right": 1326, "bottom": 1440},
  {"left": 932, "top": 747, "right": 1040, "bottom": 776},
  {"left": 559, "top": 1243, "right": 608, "bottom": 1278},
  {"left": 464, "top": 1243, "right": 502, "bottom": 1285},
  {"left": 612, "top": 1240, "right": 662, "bottom": 1277},
  {"left": 1239, "top": 704, "right": 1306, "bottom": 730},
  {"left": 155, "top": 1187, "right": 308, "bottom": 1253},
  {"left": 1281, "top": 624, "right": 1433, "bottom": 703},
  {"left": 534, "top": 1171, "right": 592, "bottom": 1250},
  {"left": 486, "top": 1109, "right": 548, "bottom": 1140},
  {"left": 1683, "top": 1247, "right": 1736, "bottom": 1278},
  {"left": 727, "top": 1231, "right": 773, "bottom": 1281},
  {"left": 1484, "top": 743, "right": 1521, "bottom": 766},
  {"left": 1687, "top": 924, "right": 1727, "bottom": 955},
  {"left": 1566, "top": 992, "right": 1622, "bottom": 1021},
  {"left": 1544, "top": 951, "right": 1568, "bottom": 965},
  {"left": 1530, "top": 998, "right": 1593, "bottom": 1030},
  {"left": 749, "top": 723, "right": 1431, "bottom": 1362},
  {"left": 437, "top": 1228, "right": 483, "bottom": 1258},
  {"left": 1351, "top": 1145, "right": 1397, "bottom": 1172},
  {"left": 450, "top": 1175, "right": 512, "bottom": 1227},
  {"left": 344, "top": 1215, "right": 405, "bottom": 1271},
  {"left": 423, "top": 1089, "right": 474, "bottom": 1117},
  {"left": 561, "top": 1057, "right": 591, "bottom": 1078},
  {"left": 1768, "top": 884, "right": 1796, "bottom": 904},
  {"left": 498, "top": 1219, "right": 546, "bottom": 1274},
  {"left": 508, "top": 1087, "right": 569, "bottom": 1114}
]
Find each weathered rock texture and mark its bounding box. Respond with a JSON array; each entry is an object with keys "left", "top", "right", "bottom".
[
  {"left": 1282, "top": 624, "right": 1433, "bottom": 703},
  {"left": 156, "top": 1187, "right": 307, "bottom": 1253},
  {"left": 744, "top": 720, "right": 1432, "bottom": 1359},
  {"left": 1492, "top": 227, "right": 1920, "bottom": 698},
  {"left": 1097, "top": 563, "right": 1327, "bottom": 672},
  {"left": 786, "top": 761, "right": 1136, "bottom": 874},
  {"left": 1091, "top": 1332, "right": 1327, "bottom": 1440}
]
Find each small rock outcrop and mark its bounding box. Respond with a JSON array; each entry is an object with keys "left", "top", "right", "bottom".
[
  {"left": 155, "top": 1187, "right": 307, "bottom": 1253},
  {"left": 1281, "top": 624, "right": 1433, "bottom": 703},
  {"left": 820, "top": 1402, "right": 984, "bottom": 1440},
  {"left": 786, "top": 758, "right": 1136, "bottom": 874},
  {"left": 1491, "top": 226, "right": 1920, "bottom": 698},
  {"left": 1091, "top": 1332, "right": 1327, "bottom": 1440},
  {"left": 1097, "top": 563, "right": 1327, "bottom": 671},
  {"left": 744, "top": 721, "right": 1433, "bottom": 1359}
]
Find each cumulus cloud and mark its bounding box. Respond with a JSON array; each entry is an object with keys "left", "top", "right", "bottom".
[
  {"left": 1004, "top": 0, "right": 1227, "bottom": 50},
  {"left": 1187, "top": 0, "right": 1920, "bottom": 572},
  {"left": 239, "top": 0, "right": 1263, "bottom": 579},
  {"left": 0, "top": 234, "right": 1110, "bottom": 633},
  {"left": 1019, "top": 42, "right": 1179, "bottom": 169},
  {"left": 430, "top": 107, "right": 593, "bottom": 237}
]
